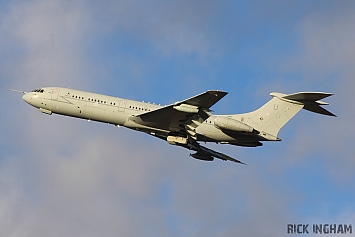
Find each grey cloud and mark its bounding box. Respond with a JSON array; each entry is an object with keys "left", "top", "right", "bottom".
[
  {"left": 0, "top": 0, "right": 93, "bottom": 89},
  {"left": 2, "top": 1, "right": 353, "bottom": 237},
  {"left": 1, "top": 105, "right": 296, "bottom": 237},
  {"left": 297, "top": 9, "right": 355, "bottom": 72},
  {"left": 278, "top": 5, "right": 355, "bottom": 183},
  {"left": 0, "top": 114, "right": 175, "bottom": 236}
]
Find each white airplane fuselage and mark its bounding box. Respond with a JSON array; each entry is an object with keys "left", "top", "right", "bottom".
[
  {"left": 18, "top": 86, "right": 334, "bottom": 163},
  {"left": 22, "top": 87, "right": 239, "bottom": 142}
]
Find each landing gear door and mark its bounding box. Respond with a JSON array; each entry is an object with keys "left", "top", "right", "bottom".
[
  {"left": 119, "top": 100, "right": 126, "bottom": 112},
  {"left": 51, "top": 88, "right": 60, "bottom": 99}
]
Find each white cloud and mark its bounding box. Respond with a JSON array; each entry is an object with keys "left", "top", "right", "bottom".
[{"left": 0, "top": 0, "right": 93, "bottom": 90}]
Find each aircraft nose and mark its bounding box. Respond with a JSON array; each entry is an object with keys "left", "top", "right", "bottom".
[{"left": 22, "top": 93, "right": 30, "bottom": 103}]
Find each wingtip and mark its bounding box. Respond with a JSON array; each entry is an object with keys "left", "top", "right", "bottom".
[
  {"left": 207, "top": 90, "right": 228, "bottom": 95},
  {"left": 228, "top": 157, "right": 246, "bottom": 165}
]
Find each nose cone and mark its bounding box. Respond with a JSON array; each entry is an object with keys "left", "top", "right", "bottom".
[{"left": 22, "top": 93, "right": 30, "bottom": 104}]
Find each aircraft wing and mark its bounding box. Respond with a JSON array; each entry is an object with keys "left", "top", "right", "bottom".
[
  {"left": 186, "top": 141, "right": 246, "bottom": 164},
  {"left": 136, "top": 90, "right": 228, "bottom": 132},
  {"left": 176, "top": 90, "right": 228, "bottom": 108},
  {"left": 150, "top": 133, "right": 245, "bottom": 164}
]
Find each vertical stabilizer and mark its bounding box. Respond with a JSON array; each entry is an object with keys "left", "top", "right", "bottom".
[{"left": 233, "top": 92, "right": 334, "bottom": 138}]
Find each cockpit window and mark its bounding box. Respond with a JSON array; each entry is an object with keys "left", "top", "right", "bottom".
[{"left": 32, "top": 88, "right": 44, "bottom": 93}]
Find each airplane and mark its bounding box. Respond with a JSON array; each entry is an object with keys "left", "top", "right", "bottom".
[{"left": 11, "top": 87, "right": 335, "bottom": 164}]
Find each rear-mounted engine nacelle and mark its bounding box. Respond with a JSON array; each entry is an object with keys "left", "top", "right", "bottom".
[{"left": 214, "top": 117, "right": 258, "bottom": 133}]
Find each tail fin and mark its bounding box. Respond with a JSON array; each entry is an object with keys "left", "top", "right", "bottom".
[{"left": 235, "top": 92, "right": 335, "bottom": 139}]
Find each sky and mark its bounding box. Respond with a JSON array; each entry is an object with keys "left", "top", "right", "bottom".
[{"left": 1, "top": 0, "right": 355, "bottom": 236}]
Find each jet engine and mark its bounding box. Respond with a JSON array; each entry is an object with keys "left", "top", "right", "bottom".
[{"left": 214, "top": 117, "right": 258, "bottom": 134}]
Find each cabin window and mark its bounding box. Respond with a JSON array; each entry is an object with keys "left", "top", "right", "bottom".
[{"left": 32, "top": 88, "right": 44, "bottom": 93}]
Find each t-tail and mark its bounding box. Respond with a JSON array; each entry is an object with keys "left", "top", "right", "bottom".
[{"left": 233, "top": 92, "right": 335, "bottom": 140}]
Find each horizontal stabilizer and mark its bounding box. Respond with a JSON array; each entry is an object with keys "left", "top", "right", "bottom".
[
  {"left": 283, "top": 92, "right": 333, "bottom": 102},
  {"left": 271, "top": 92, "right": 335, "bottom": 117},
  {"left": 303, "top": 104, "right": 336, "bottom": 116}
]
